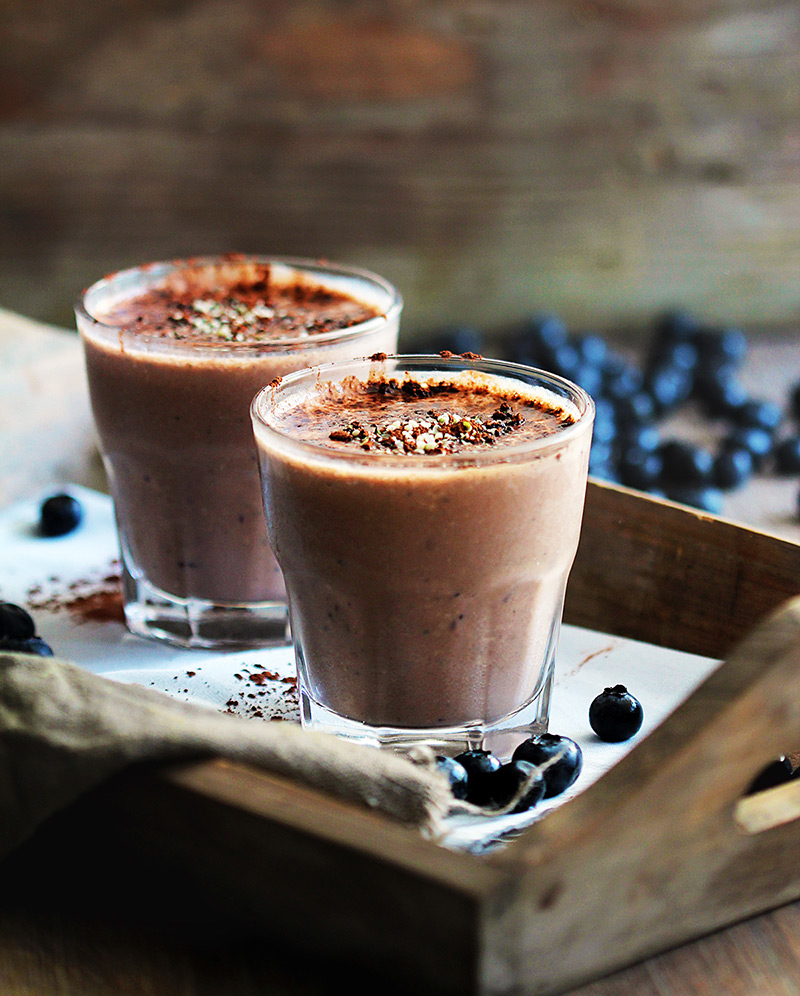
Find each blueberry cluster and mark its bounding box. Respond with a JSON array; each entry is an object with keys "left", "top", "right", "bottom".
[
  {"left": 421, "top": 314, "right": 800, "bottom": 515},
  {"left": 0, "top": 602, "right": 53, "bottom": 656},
  {"left": 436, "top": 733, "right": 583, "bottom": 814}
]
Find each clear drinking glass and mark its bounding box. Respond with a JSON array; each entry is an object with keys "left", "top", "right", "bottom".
[
  {"left": 252, "top": 354, "right": 594, "bottom": 751},
  {"left": 76, "top": 256, "right": 401, "bottom": 649}
]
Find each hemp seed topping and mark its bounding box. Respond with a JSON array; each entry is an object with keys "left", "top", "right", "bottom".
[{"left": 328, "top": 402, "right": 528, "bottom": 454}]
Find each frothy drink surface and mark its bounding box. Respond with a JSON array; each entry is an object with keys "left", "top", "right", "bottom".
[
  {"left": 80, "top": 259, "right": 395, "bottom": 605},
  {"left": 254, "top": 367, "right": 591, "bottom": 731}
]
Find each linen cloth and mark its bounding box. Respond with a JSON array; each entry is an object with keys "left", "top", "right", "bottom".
[{"left": 0, "top": 651, "right": 455, "bottom": 859}]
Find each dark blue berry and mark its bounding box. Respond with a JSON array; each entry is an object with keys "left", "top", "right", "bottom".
[
  {"left": 589, "top": 440, "right": 615, "bottom": 472},
  {"left": 696, "top": 372, "right": 749, "bottom": 418},
  {"left": 485, "top": 760, "right": 546, "bottom": 813},
  {"left": 618, "top": 424, "right": 661, "bottom": 454},
  {"left": 723, "top": 427, "right": 773, "bottom": 469},
  {"left": 0, "top": 636, "right": 54, "bottom": 657},
  {"left": 0, "top": 602, "right": 36, "bottom": 640},
  {"left": 571, "top": 363, "right": 603, "bottom": 397},
  {"left": 434, "top": 756, "right": 469, "bottom": 800},
  {"left": 589, "top": 685, "right": 643, "bottom": 742},
  {"left": 619, "top": 446, "right": 663, "bottom": 491},
  {"left": 735, "top": 400, "right": 783, "bottom": 435},
  {"left": 614, "top": 392, "right": 656, "bottom": 427},
  {"left": 39, "top": 493, "right": 83, "bottom": 537},
  {"left": 714, "top": 447, "right": 753, "bottom": 491},
  {"left": 659, "top": 441, "right": 714, "bottom": 486},
  {"left": 696, "top": 327, "right": 748, "bottom": 368},
  {"left": 602, "top": 360, "right": 644, "bottom": 402},
  {"left": 646, "top": 366, "right": 693, "bottom": 414},
  {"left": 791, "top": 380, "right": 800, "bottom": 422},
  {"left": 577, "top": 334, "right": 608, "bottom": 367},
  {"left": 543, "top": 343, "right": 580, "bottom": 379},
  {"left": 511, "top": 733, "right": 583, "bottom": 798},
  {"left": 775, "top": 437, "right": 800, "bottom": 475},
  {"left": 745, "top": 757, "right": 793, "bottom": 796},
  {"left": 653, "top": 309, "right": 699, "bottom": 344},
  {"left": 647, "top": 340, "right": 698, "bottom": 375},
  {"left": 592, "top": 398, "right": 617, "bottom": 446},
  {"left": 665, "top": 486, "right": 724, "bottom": 514},
  {"left": 453, "top": 749, "right": 501, "bottom": 806}
]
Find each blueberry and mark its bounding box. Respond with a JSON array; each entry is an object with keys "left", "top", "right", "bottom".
[
  {"left": 602, "top": 358, "right": 644, "bottom": 401},
  {"left": 511, "top": 733, "right": 583, "bottom": 798},
  {"left": 511, "top": 314, "right": 568, "bottom": 363},
  {"left": 0, "top": 636, "right": 54, "bottom": 657},
  {"left": 618, "top": 424, "right": 661, "bottom": 453},
  {"left": 735, "top": 400, "right": 783, "bottom": 435},
  {"left": 791, "top": 380, "right": 800, "bottom": 422},
  {"left": 665, "top": 486, "right": 724, "bottom": 515},
  {"left": 775, "top": 437, "right": 800, "bottom": 475},
  {"left": 745, "top": 756, "right": 793, "bottom": 796},
  {"left": 653, "top": 309, "right": 699, "bottom": 344},
  {"left": 0, "top": 602, "right": 36, "bottom": 640},
  {"left": 434, "top": 756, "right": 469, "bottom": 800},
  {"left": 696, "top": 371, "right": 749, "bottom": 418},
  {"left": 713, "top": 447, "right": 753, "bottom": 491},
  {"left": 592, "top": 398, "right": 618, "bottom": 446},
  {"left": 647, "top": 340, "right": 698, "bottom": 375},
  {"left": 589, "top": 440, "right": 615, "bottom": 472},
  {"left": 543, "top": 343, "right": 580, "bottom": 379},
  {"left": 39, "top": 493, "right": 83, "bottom": 537},
  {"left": 696, "top": 327, "right": 748, "bottom": 368},
  {"left": 485, "top": 760, "right": 546, "bottom": 813},
  {"left": 646, "top": 366, "right": 693, "bottom": 414},
  {"left": 659, "top": 440, "right": 714, "bottom": 486},
  {"left": 452, "top": 749, "right": 501, "bottom": 806},
  {"left": 618, "top": 446, "right": 663, "bottom": 491},
  {"left": 589, "top": 685, "right": 644, "bottom": 742},
  {"left": 577, "top": 334, "right": 608, "bottom": 368},
  {"left": 723, "top": 427, "right": 774, "bottom": 469},
  {"left": 571, "top": 363, "right": 603, "bottom": 397},
  {"left": 614, "top": 392, "right": 656, "bottom": 427}
]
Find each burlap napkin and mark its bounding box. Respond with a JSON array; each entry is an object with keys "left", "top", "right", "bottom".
[{"left": 0, "top": 651, "right": 457, "bottom": 859}]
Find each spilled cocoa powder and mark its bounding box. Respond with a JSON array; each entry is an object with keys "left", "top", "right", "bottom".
[{"left": 27, "top": 565, "right": 125, "bottom": 624}]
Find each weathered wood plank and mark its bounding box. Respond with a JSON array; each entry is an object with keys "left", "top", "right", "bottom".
[{"left": 2, "top": 0, "right": 799, "bottom": 333}]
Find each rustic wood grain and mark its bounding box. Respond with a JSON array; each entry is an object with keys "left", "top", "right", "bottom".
[
  {"left": 565, "top": 479, "right": 800, "bottom": 658},
  {"left": 2, "top": 0, "right": 800, "bottom": 335}
]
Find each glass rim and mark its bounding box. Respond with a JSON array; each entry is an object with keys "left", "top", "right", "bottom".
[
  {"left": 75, "top": 254, "right": 403, "bottom": 352},
  {"left": 251, "top": 353, "right": 595, "bottom": 469}
]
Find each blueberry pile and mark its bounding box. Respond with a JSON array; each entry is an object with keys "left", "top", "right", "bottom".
[
  {"left": 436, "top": 733, "right": 583, "bottom": 814},
  {"left": 421, "top": 313, "right": 800, "bottom": 515},
  {"left": 0, "top": 602, "right": 53, "bottom": 656}
]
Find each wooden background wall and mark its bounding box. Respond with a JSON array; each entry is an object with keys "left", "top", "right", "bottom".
[{"left": 2, "top": 0, "right": 800, "bottom": 342}]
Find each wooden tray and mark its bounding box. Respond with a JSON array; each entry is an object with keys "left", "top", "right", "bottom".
[{"left": 43, "top": 480, "right": 800, "bottom": 996}]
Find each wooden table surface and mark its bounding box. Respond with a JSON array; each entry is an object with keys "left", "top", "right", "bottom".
[{"left": 2, "top": 309, "right": 800, "bottom": 996}]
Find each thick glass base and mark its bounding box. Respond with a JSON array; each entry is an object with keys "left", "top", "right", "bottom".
[
  {"left": 299, "top": 661, "right": 555, "bottom": 759},
  {"left": 122, "top": 565, "right": 290, "bottom": 649}
]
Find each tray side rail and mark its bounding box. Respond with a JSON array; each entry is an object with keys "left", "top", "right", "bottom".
[
  {"left": 480, "top": 595, "right": 800, "bottom": 995},
  {"left": 565, "top": 480, "right": 800, "bottom": 659}
]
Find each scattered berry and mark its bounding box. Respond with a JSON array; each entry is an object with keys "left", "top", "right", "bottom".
[
  {"left": 775, "top": 437, "right": 800, "bottom": 475},
  {"left": 664, "top": 485, "right": 723, "bottom": 515},
  {"left": 713, "top": 447, "right": 753, "bottom": 491},
  {"left": 39, "top": 493, "right": 84, "bottom": 537},
  {"left": 435, "top": 755, "right": 469, "bottom": 800},
  {"left": 511, "top": 733, "right": 583, "bottom": 798},
  {"left": 745, "top": 756, "right": 793, "bottom": 796},
  {"left": 453, "top": 749, "right": 502, "bottom": 806},
  {"left": 589, "top": 685, "right": 644, "bottom": 742},
  {"left": 659, "top": 441, "right": 714, "bottom": 487},
  {"left": 0, "top": 602, "right": 36, "bottom": 641},
  {"left": 0, "top": 636, "right": 54, "bottom": 657},
  {"left": 485, "top": 760, "right": 546, "bottom": 813}
]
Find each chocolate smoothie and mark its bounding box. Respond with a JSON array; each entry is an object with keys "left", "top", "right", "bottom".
[
  {"left": 252, "top": 356, "right": 593, "bottom": 739},
  {"left": 77, "top": 256, "right": 401, "bottom": 647}
]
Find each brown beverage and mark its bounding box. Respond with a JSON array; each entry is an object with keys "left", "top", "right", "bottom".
[
  {"left": 252, "top": 355, "right": 593, "bottom": 748},
  {"left": 77, "top": 256, "right": 401, "bottom": 648}
]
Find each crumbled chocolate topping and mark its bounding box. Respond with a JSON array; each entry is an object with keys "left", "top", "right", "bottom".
[{"left": 328, "top": 401, "right": 527, "bottom": 454}]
